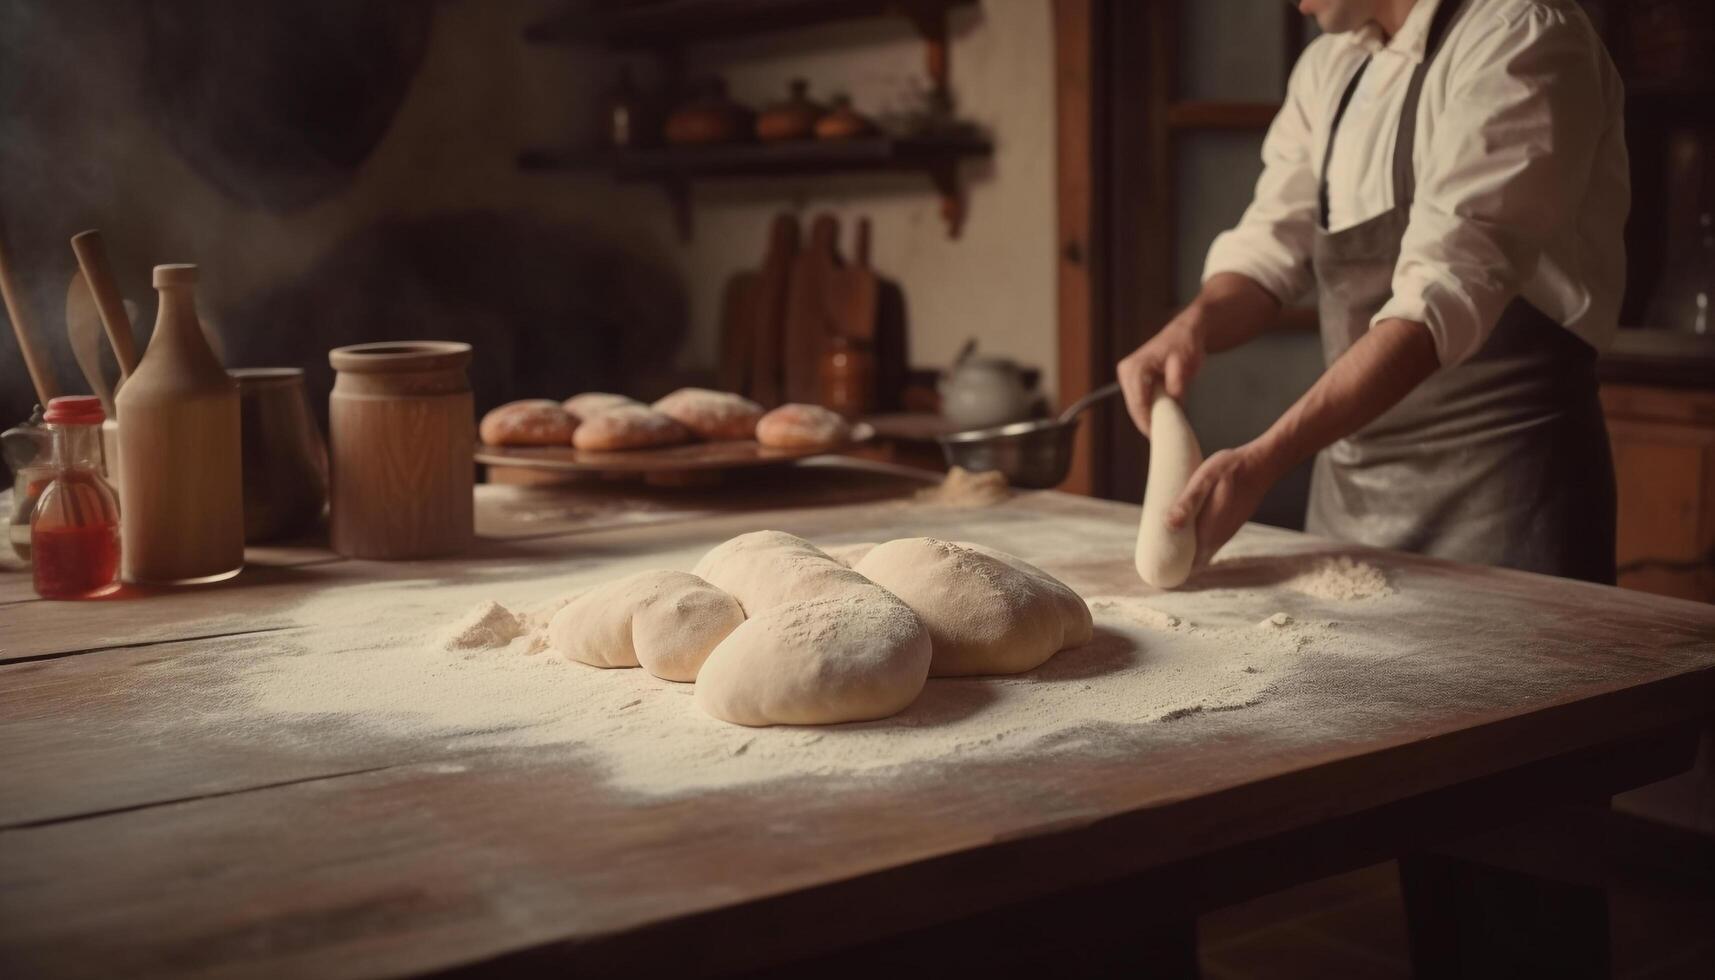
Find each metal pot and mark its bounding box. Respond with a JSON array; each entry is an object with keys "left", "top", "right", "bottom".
[{"left": 937, "top": 383, "right": 1120, "bottom": 489}]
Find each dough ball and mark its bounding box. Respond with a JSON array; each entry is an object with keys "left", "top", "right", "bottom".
[
  {"left": 479, "top": 399, "right": 577, "bottom": 447},
  {"left": 695, "top": 590, "right": 932, "bottom": 726},
  {"left": 546, "top": 569, "right": 745, "bottom": 682},
  {"left": 823, "top": 541, "right": 879, "bottom": 567},
  {"left": 653, "top": 387, "right": 765, "bottom": 441},
  {"left": 691, "top": 530, "right": 875, "bottom": 614},
  {"left": 562, "top": 392, "right": 641, "bottom": 421},
  {"left": 855, "top": 538, "right": 1092, "bottom": 677},
  {"left": 572, "top": 404, "right": 692, "bottom": 451},
  {"left": 755, "top": 403, "right": 851, "bottom": 450}
]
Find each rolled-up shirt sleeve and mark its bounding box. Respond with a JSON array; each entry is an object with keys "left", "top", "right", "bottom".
[
  {"left": 1377, "top": 7, "right": 1611, "bottom": 365},
  {"left": 1201, "top": 48, "right": 1324, "bottom": 306}
]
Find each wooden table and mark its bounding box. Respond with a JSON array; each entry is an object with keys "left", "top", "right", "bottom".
[{"left": 3, "top": 460, "right": 1713, "bottom": 978}]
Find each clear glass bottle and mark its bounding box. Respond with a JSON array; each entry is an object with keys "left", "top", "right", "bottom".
[
  {"left": 30, "top": 396, "right": 121, "bottom": 599},
  {"left": 3, "top": 404, "right": 49, "bottom": 560}
]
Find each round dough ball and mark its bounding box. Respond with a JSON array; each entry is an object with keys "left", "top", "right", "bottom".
[
  {"left": 547, "top": 569, "right": 745, "bottom": 682},
  {"left": 691, "top": 530, "right": 874, "bottom": 614},
  {"left": 653, "top": 388, "right": 765, "bottom": 441},
  {"left": 755, "top": 403, "right": 851, "bottom": 450},
  {"left": 572, "top": 404, "right": 691, "bottom": 451},
  {"left": 562, "top": 392, "right": 641, "bottom": 421},
  {"left": 854, "top": 538, "right": 1092, "bottom": 677},
  {"left": 479, "top": 399, "right": 577, "bottom": 447},
  {"left": 695, "top": 590, "right": 932, "bottom": 726}
]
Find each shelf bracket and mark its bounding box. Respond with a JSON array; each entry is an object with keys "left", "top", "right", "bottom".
[{"left": 928, "top": 160, "right": 965, "bottom": 239}]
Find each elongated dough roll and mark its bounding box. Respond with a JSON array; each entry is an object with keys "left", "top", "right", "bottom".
[{"left": 1135, "top": 391, "right": 1202, "bottom": 589}]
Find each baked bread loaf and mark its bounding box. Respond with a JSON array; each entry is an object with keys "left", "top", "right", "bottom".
[
  {"left": 755, "top": 403, "right": 851, "bottom": 450},
  {"left": 478, "top": 399, "right": 577, "bottom": 446},
  {"left": 562, "top": 392, "right": 641, "bottom": 421},
  {"left": 571, "top": 404, "right": 691, "bottom": 451},
  {"left": 653, "top": 387, "right": 765, "bottom": 441}
]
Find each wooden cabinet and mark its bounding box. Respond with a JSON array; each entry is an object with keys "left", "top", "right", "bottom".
[{"left": 1602, "top": 383, "right": 1715, "bottom": 602}]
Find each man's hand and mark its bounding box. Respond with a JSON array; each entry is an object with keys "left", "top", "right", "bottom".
[
  {"left": 1166, "top": 443, "right": 1278, "bottom": 567},
  {"left": 1116, "top": 273, "right": 1281, "bottom": 437},
  {"left": 1117, "top": 314, "right": 1204, "bottom": 437}
]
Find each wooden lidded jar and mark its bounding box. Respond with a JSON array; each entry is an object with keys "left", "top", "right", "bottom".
[
  {"left": 328, "top": 342, "right": 473, "bottom": 560},
  {"left": 116, "top": 263, "right": 245, "bottom": 584}
]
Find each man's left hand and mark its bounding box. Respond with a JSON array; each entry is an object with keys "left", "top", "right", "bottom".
[{"left": 1165, "top": 442, "right": 1278, "bottom": 567}]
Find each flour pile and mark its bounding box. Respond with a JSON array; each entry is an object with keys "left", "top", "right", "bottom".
[{"left": 218, "top": 543, "right": 1403, "bottom": 796}]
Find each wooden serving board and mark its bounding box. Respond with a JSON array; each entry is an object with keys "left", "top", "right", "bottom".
[{"left": 476, "top": 423, "right": 874, "bottom": 477}]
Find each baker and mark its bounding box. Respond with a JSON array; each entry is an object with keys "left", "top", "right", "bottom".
[{"left": 1118, "top": 0, "right": 1628, "bottom": 584}]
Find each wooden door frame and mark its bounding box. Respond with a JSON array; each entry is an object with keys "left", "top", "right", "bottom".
[
  {"left": 1053, "top": 0, "right": 1301, "bottom": 500},
  {"left": 1053, "top": 0, "right": 1177, "bottom": 500}
]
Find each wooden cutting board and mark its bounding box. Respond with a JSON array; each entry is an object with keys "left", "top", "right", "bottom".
[
  {"left": 823, "top": 217, "right": 879, "bottom": 345},
  {"left": 781, "top": 214, "right": 843, "bottom": 405},
  {"left": 717, "top": 214, "right": 798, "bottom": 406}
]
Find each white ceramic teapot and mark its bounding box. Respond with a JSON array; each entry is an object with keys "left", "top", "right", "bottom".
[{"left": 938, "top": 352, "right": 1036, "bottom": 430}]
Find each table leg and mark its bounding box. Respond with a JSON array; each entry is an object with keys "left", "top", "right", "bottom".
[{"left": 1401, "top": 845, "right": 1610, "bottom": 979}]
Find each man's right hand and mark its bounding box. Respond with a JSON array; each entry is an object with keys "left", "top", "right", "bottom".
[{"left": 1117, "top": 312, "right": 1206, "bottom": 438}]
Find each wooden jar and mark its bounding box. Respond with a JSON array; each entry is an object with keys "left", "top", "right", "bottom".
[{"left": 328, "top": 342, "right": 473, "bottom": 560}]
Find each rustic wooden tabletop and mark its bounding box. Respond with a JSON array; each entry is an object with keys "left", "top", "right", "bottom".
[{"left": 2, "top": 459, "right": 1712, "bottom": 978}]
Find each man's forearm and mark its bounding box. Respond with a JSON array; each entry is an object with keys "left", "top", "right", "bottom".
[
  {"left": 1188, "top": 273, "right": 1283, "bottom": 353},
  {"left": 1250, "top": 318, "right": 1441, "bottom": 480}
]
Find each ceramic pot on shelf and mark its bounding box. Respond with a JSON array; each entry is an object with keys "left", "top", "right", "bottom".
[
  {"left": 756, "top": 79, "right": 825, "bottom": 142},
  {"left": 664, "top": 78, "right": 753, "bottom": 146}
]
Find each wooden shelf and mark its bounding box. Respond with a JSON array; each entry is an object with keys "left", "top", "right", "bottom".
[
  {"left": 527, "top": 0, "right": 974, "bottom": 47},
  {"left": 519, "top": 134, "right": 992, "bottom": 239},
  {"left": 1167, "top": 101, "right": 1282, "bottom": 131}
]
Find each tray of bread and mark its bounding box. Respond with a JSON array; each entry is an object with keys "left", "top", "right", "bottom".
[{"left": 475, "top": 389, "right": 873, "bottom": 476}]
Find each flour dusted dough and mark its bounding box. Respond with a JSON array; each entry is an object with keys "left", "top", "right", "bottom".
[
  {"left": 823, "top": 541, "right": 879, "bottom": 567},
  {"left": 652, "top": 388, "right": 764, "bottom": 441},
  {"left": 562, "top": 392, "right": 641, "bottom": 421},
  {"left": 755, "top": 403, "right": 851, "bottom": 450},
  {"left": 855, "top": 538, "right": 1091, "bottom": 676},
  {"left": 572, "top": 404, "right": 691, "bottom": 451},
  {"left": 695, "top": 592, "right": 932, "bottom": 727},
  {"left": 1134, "top": 391, "right": 1203, "bottom": 589},
  {"left": 691, "top": 530, "right": 932, "bottom": 725},
  {"left": 691, "top": 530, "right": 874, "bottom": 614},
  {"left": 479, "top": 399, "right": 577, "bottom": 446},
  {"left": 547, "top": 570, "right": 745, "bottom": 682}
]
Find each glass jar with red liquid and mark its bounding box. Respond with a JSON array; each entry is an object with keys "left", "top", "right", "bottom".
[{"left": 31, "top": 396, "right": 121, "bottom": 599}]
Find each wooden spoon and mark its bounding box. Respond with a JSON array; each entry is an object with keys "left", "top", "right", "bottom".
[
  {"left": 70, "top": 230, "right": 139, "bottom": 383},
  {"left": 67, "top": 271, "right": 115, "bottom": 417},
  {"left": 0, "top": 212, "right": 60, "bottom": 404}
]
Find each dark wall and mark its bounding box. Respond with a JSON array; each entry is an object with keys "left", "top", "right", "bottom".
[{"left": 1, "top": 0, "right": 686, "bottom": 469}]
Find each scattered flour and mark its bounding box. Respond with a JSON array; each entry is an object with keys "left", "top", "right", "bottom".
[
  {"left": 441, "top": 600, "right": 524, "bottom": 652},
  {"left": 1284, "top": 556, "right": 1394, "bottom": 600},
  {"left": 915, "top": 467, "right": 1011, "bottom": 507},
  {"left": 212, "top": 539, "right": 1398, "bottom": 799}
]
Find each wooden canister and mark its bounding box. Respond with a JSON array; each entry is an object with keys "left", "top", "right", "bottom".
[{"left": 328, "top": 342, "right": 473, "bottom": 560}]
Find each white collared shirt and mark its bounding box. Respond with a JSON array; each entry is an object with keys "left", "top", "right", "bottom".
[{"left": 1203, "top": 0, "right": 1630, "bottom": 365}]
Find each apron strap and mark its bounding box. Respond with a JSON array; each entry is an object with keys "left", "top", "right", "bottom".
[
  {"left": 1392, "top": 0, "right": 1471, "bottom": 207},
  {"left": 1319, "top": 58, "right": 1371, "bottom": 230}
]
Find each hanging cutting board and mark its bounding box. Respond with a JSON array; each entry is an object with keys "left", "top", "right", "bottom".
[
  {"left": 823, "top": 217, "right": 880, "bottom": 345},
  {"left": 781, "top": 214, "right": 843, "bottom": 405},
  {"left": 719, "top": 214, "right": 798, "bottom": 406}
]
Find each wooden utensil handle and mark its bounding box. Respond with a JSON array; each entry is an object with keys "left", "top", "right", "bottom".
[
  {"left": 0, "top": 215, "right": 61, "bottom": 404},
  {"left": 70, "top": 230, "right": 140, "bottom": 381}
]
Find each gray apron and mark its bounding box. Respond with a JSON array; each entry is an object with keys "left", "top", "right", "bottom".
[{"left": 1304, "top": 0, "right": 1616, "bottom": 585}]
